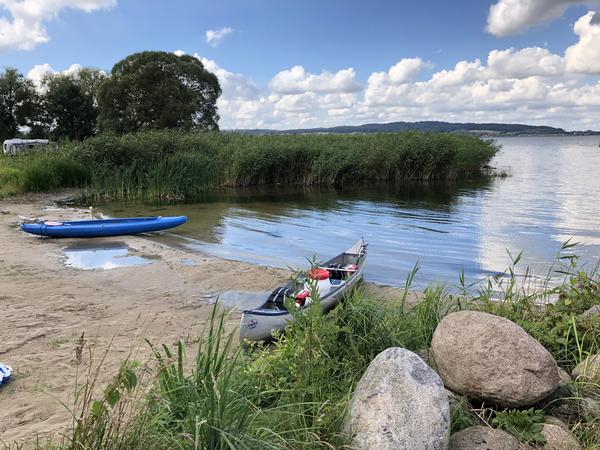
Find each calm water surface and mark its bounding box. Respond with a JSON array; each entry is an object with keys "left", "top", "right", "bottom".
[{"left": 99, "top": 136, "right": 600, "bottom": 288}]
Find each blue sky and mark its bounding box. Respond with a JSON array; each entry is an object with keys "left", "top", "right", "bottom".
[{"left": 2, "top": 0, "right": 600, "bottom": 129}]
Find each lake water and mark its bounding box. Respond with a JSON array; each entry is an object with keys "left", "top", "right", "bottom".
[{"left": 98, "top": 136, "right": 600, "bottom": 289}]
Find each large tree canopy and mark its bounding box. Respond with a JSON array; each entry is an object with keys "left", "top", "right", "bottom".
[
  {"left": 0, "top": 68, "right": 39, "bottom": 142},
  {"left": 97, "top": 51, "right": 221, "bottom": 133},
  {"left": 43, "top": 74, "right": 99, "bottom": 141}
]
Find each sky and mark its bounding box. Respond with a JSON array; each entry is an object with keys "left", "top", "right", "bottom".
[{"left": 1, "top": 0, "right": 600, "bottom": 130}]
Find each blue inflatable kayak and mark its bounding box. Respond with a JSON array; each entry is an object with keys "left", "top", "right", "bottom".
[{"left": 21, "top": 216, "right": 187, "bottom": 238}]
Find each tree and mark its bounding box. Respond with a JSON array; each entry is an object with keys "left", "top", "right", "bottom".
[
  {"left": 0, "top": 68, "right": 39, "bottom": 142},
  {"left": 97, "top": 51, "right": 221, "bottom": 133},
  {"left": 43, "top": 74, "right": 98, "bottom": 141},
  {"left": 74, "top": 67, "right": 108, "bottom": 106}
]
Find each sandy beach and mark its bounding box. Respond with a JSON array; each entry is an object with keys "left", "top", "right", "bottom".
[
  {"left": 0, "top": 192, "right": 295, "bottom": 445},
  {"left": 0, "top": 192, "right": 413, "bottom": 446}
]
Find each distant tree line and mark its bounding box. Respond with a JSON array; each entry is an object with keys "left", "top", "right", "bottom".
[{"left": 0, "top": 51, "right": 221, "bottom": 143}]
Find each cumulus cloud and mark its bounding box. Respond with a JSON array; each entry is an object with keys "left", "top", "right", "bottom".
[
  {"left": 0, "top": 0, "right": 116, "bottom": 51},
  {"left": 565, "top": 11, "right": 600, "bottom": 73},
  {"left": 26, "top": 62, "right": 85, "bottom": 89},
  {"left": 196, "top": 44, "right": 598, "bottom": 130},
  {"left": 388, "top": 58, "right": 428, "bottom": 84},
  {"left": 194, "top": 54, "right": 259, "bottom": 100},
  {"left": 269, "top": 66, "right": 361, "bottom": 95},
  {"left": 487, "top": 47, "right": 565, "bottom": 78},
  {"left": 205, "top": 27, "right": 234, "bottom": 47},
  {"left": 487, "top": 0, "right": 600, "bottom": 36},
  {"left": 164, "top": 44, "right": 600, "bottom": 130}
]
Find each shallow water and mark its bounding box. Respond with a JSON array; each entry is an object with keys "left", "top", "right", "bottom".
[
  {"left": 97, "top": 136, "right": 600, "bottom": 288},
  {"left": 63, "top": 241, "right": 155, "bottom": 270}
]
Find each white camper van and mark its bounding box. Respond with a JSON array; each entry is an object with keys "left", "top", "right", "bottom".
[{"left": 2, "top": 139, "right": 51, "bottom": 156}]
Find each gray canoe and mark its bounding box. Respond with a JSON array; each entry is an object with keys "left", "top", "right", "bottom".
[{"left": 239, "top": 238, "right": 367, "bottom": 342}]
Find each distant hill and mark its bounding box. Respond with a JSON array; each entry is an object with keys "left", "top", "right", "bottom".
[{"left": 236, "top": 121, "right": 599, "bottom": 136}]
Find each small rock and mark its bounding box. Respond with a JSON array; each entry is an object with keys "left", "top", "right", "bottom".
[
  {"left": 539, "top": 423, "right": 582, "bottom": 450},
  {"left": 431, "top": 311, "right": 559, "bottom": 407},
  {"left": 345, "top": 347, "right": 450, "bottom": 450},
  {"left": 557, "top": 368, "right": 572, "bottom": 385},
  {"left": 449, "top": 426, "right": 522, "bottom": 450},
  {"left": 571, "top": 355, "right": 600, "bottom": 381},
  {"left": 582, "top": 305, "right": 600, "bottom": 317}
]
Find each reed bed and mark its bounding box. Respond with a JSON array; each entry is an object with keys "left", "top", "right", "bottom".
[{"left": 0, "top": 130, "right": 498, "bottom": 200}]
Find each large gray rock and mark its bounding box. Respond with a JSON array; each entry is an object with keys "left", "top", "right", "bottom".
[
  {"left": 345, "top": 347, "right": 450, "bottom": 450},
  {"left": 571, "top": 354, "right": 600, "bottom": 381},
  {"left": 539, "top": 423, "right": 582, "bottom": 450},
  {"left": 431, "top": 311, "right": 559, "bottom": 407},
  {"left": 449, "top": 426, "right": 522, "bottom": 450}
]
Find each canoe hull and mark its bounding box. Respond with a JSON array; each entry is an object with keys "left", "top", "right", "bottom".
[
  {"left": 21, "top": 216, "right": 187, "bottom": 238},
  {"left": 239, "top": 239, "right": 366, "bottom": 342}
]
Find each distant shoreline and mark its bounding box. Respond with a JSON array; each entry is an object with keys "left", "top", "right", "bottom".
[{"left": 231, "top": 120, "right": 600, "bottom": 137}]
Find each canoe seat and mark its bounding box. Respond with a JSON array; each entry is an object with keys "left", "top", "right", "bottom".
[{"left": 267, "top": 287, "right": 294, "bottom": 305}]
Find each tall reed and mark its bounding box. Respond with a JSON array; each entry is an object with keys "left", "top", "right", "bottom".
[{"left": 0, "top": 130, "right": 498, "bottom": 201}]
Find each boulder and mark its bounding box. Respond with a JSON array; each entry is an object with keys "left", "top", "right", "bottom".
[
  {"left": 345, "top": 347, "right": 450, "bottom": 450},
  {"left": 544, "top": 416, "right": 569, "bottom": 430},
  {"left": 582, "top": 305, "right": 600, "bottom": 317},
  {"left": 557, "top": 368, "right": 572, "bottom": 385},
  {"left": 539, "top": 423, "right": 582, "bottom": 450},
  {"left": 571, "top": 354, "right": 600, "bottom": 381},
  {"left": 431, "top": 311, "right": 559, "bottom": 407},
  {"left": 449, "top": 426, "right": 522, "bottom": 450}
]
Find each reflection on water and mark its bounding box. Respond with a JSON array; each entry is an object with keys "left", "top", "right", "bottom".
[
  {"left": 97, "top": 136, "right": 600, "bottom": 288},
  {"left": 64, "top": 241, "right": 155, "bottom": 270}
]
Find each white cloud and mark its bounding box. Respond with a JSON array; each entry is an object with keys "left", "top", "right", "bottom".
[
  {"left": 193, "top": 54, "right": 259, "bottom": 100},
  {"left": 26, "top": 62, "right": 99, "bottom": 90},
  {"left": 487, "top": 0, "right": 600, "bottom": 36},
  {"left": 388, "top": 58, "right": 428, "bottom": 84},
  {"left": 205, "top": 27, "right": 234, "bottom": 47},
  {"left": 269, "top": 65, "right": 361, "bottom": 95},
  {"left": 428, "top": 60, "right": 485, "bottom": 89},
  {"left": 565, "top": 11, "right": 600, "bottom": 73},
  {"left": 0, "top": 0, "right": 116, "bottom": 51},
  {"left": 30, "top": 10, "right": 600, "bottom": 131},
  {"left": 487, "top": 47, "right": 565, "bottom": 78},
  {"left": 26, "top": 62, "right": 54, "bottom": 88},
  {"left": 164, "top": 48, "right": 600, "bottom": 129}
]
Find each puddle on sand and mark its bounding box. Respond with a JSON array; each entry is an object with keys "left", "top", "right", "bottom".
[
  {"left": 205, "top": 290, "right": 270, "bottom": 311},
  {"left": 63, "top": 241, "right": 157, "bottom": 270},
  {"left": 179, "top": 258, "right": 200, "bottom": 267}
]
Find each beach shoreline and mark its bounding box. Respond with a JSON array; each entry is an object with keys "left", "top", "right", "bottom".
[
  {"left": 0, "top": 191, "right": 295, "bottom": 445},
  {"left": 0, "top": 191, "right": 410, "bottom": 445}
]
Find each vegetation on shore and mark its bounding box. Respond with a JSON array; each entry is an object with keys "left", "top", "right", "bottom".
[
  {"left": 0, "top": 130, "right": 498, "bottom": 200},
  {"left": 22, "top": 247, "right": 599, "bottom": 450}
]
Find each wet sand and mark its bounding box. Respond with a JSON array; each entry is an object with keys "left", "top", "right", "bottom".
[{"left": 0, "top": 191, "right": 415, "bottom": 446}]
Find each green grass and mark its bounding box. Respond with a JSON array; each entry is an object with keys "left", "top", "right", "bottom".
[
  {"left": 0, "top": 130, "right": 498, "bottom": 201},
  {"left": 0, "top": 148, "right": 90, "bottom": 197},
  {"left": 9, "top": 246, "right": 599, "bottom": 449}
]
